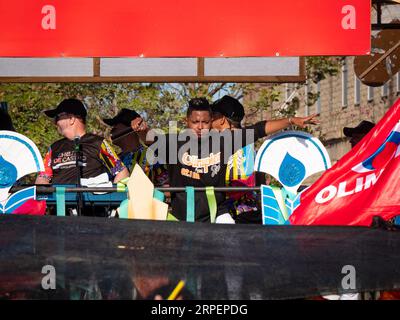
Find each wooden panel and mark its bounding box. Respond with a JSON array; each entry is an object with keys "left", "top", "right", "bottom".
[{"left": 0, "top": 58, "right": 305, "bottom": 83}]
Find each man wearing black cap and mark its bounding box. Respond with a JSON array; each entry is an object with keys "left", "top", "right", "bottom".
[
  {"left": 211, "top": 95, "right": 245, "bottom": 130},
  {"left": 211, "top": 95, "right": 320, "bottom": 223},
  {"left": 103, "top": 108, "right": 168, "bottom": 187},
  {"left": 35, "top": 98, "right": 129, "bottom": 187},
  {"left": 343, "top": 120, "right": 375, "bottom": 149},
  {"left": 211, "top": 95, "right": 259, "bottom": 223}
]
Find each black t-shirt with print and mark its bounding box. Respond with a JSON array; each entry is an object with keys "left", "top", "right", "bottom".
[
  {"left": 149, "top": 121, "right": 267, "bottom": 222},
  {"left": 42, "top": 133, "right": 124, "bottom": 184}
]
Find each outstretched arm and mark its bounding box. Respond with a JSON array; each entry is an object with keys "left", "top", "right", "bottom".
[{"left": 264, "top": 114, "right": 319, "bottom": 135}]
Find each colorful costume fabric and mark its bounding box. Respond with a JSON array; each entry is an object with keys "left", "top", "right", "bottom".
[
  {"left": 225, "top": 144, "right": 259, "bottom": 218},
  {"left": 119, "top": 144, "right": 168, "bottom": 187}
]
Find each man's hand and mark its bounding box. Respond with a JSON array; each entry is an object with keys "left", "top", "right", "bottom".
[
  {"left": 291, "top": 113, "right": 320, "bottom": 128},
  {"left": 131, "top": 117, "right": 153, "bottom": 145},
  {"left": 131, "top": 117, "right": 148, "bottom": 132},
  {"left": 35, "top": 176, "right": 50, "bottom": 185},
  {"left": 265, "top": 113, "right": 320, "bottom": 135}
]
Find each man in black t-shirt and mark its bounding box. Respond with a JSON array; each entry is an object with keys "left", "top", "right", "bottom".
[
  {"left": 35, "top": 98, "right": 129, "bottom": 216},
  {"left": 36, "top": 98, "right": 128, "bottom": 185},
  {"left": 132, "top": 98, "right": 319, "bottom": 223},
  {"left": 102, "top": 108, "right": 168, "bottom": 187}
]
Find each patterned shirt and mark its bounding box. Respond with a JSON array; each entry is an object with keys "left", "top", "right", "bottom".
[
  {"left": 119, "top": 144, "right": 168, "bottom": 187},
  {"left": 225, "top": 144, "right": 259, "bottom": 215}
]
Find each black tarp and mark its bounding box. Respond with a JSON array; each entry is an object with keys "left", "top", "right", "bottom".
[{"left": 0, "top": 215, "right": 399, "bottom": 300}]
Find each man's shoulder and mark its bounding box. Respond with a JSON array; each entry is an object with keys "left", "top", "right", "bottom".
[
  {"left": 81, "top": 133, "right": 107, "bottom": 147},
  {"left": 50, "top": 137, "right": 69, "bottom": 148},
  {"left": 83, "top": 133, "right": 104, "bottom": 141}
]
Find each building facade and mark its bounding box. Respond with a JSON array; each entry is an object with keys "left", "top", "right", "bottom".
[
  {"left": 243, "top": 62, "right": 399, "bottom": 184},
  {"left": 292, "top": 59, "right": 399, "bottom": 164}
]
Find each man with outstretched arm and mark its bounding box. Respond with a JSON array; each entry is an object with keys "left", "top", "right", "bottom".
[{"left": 131, "top": 97, "right": 318, "bottom": 223}]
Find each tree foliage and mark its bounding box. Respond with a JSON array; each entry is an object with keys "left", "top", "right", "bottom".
[
  {"left": 0, "top": 83, "right": 163, "bottom": 154},
  {"left": 0, "top": 57, "right": 340, "bottom": 156},
  {"left": 0, "top": 82, "right": 272, "bottom": 154}
]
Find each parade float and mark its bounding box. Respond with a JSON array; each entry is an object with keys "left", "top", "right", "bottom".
[{"left": 0, "top": 0, "right": 399, "bottom": 300}]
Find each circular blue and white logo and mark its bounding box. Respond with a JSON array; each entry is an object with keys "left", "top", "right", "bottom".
[
  {"left": 0, "top": 131, "right": 44, "bottom": 202},
  {"left": 255, "top": 130, "right": 331, "bottom": 194}
]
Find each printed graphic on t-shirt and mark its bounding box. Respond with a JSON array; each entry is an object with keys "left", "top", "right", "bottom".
[
  {"left": 178, "top": 152, "right": 222, "bottom": 180},
  {"left": 181, "top": 152, "right": 221, "bottom": 175},
  {"left": 52, "top": 151, "right": 87, "bottom": 170}
]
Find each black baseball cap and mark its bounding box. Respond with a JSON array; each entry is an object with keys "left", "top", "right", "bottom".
[
  {"left": 102, "top": 108, "right": 141, "bottom": 127},
  {"left": 44, "top": 98, "right": 87, "bottom": 119},
  {"left": 343, "top": 120, "right": 375, "bottom": 137},
  {"left": 212, "top": 95, "right": 245, "bottom": 122}
]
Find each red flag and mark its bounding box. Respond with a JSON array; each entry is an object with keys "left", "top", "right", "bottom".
[
  {"left": 12, "top": 199, "right": 46, "bottom": 216},
  {"left": 290, "top": 98, "right": 400, "bottom": 226}
]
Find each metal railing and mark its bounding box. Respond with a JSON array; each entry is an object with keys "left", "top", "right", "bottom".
[{"left": 12, "top": 185, "right": 262, "bottom": 193}]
